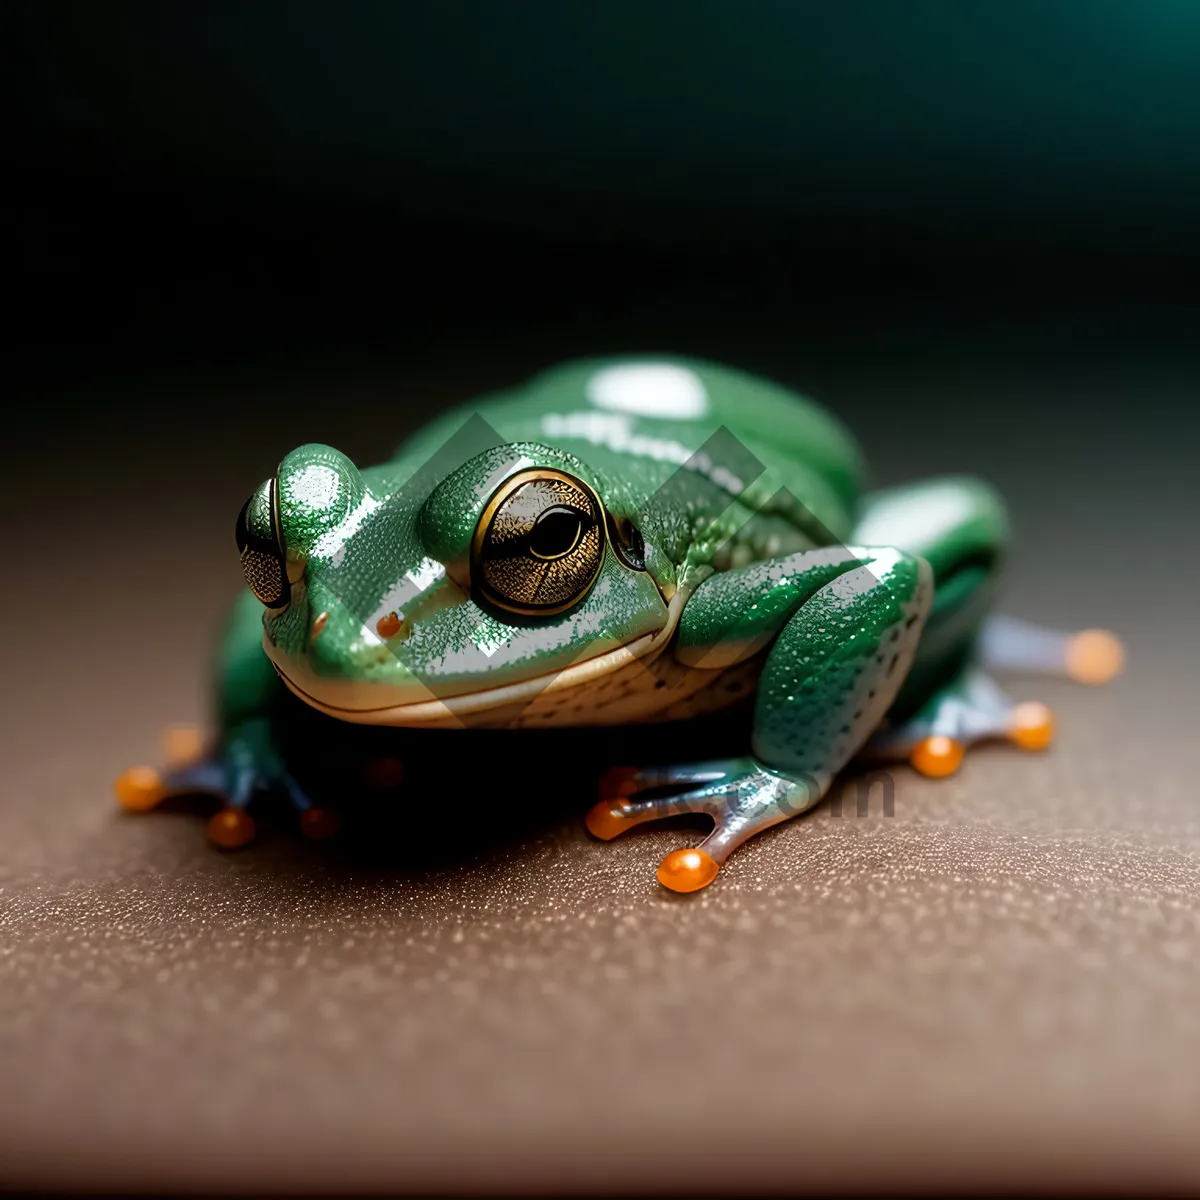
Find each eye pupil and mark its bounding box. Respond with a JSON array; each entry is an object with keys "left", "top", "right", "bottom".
[{"left": 529, "top": 507, "right": 583, "bottom": 560}]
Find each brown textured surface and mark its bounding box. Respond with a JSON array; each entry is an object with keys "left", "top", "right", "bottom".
[{"left": 3, "top": 341, "right": 1199, "bottom": 1192}]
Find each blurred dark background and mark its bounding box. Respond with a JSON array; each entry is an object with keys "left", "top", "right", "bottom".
[
  {"left": 6, "top": 0, "right": 1200, "bottom": 377},
  {"left": 5, "top": 0, "right": 1196, "bottom": 615},
  {"left": 4, "top": 5, "right": 1200, "bottom": 1193}
]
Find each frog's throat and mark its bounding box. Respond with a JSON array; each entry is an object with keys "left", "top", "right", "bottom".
[{"left": 267, "top": 591, "right": 686, "bottom": 727}]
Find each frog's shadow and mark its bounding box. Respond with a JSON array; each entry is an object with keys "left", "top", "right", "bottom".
[{"left": 236, "top": 695, "right": 760, "bottom": 876}]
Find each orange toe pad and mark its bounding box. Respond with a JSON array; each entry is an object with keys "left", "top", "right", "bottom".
[
  {"left": 657, "top": 847, "right": 720, "bottom": 893},
  {"left": 161, "top": 724, "right": 206, "bottom": 770},
  {"left": 115, "top": 766, "right": 167, "bottom": 812},
  {"left": 910, "top": 735, "right": 964, "bottom": 778},
  {"left": 1066, "top": 629, "right": 1124, "bottom": 685},
  {"left": 1010, "top": 701, "right": 1055, "bottom": 751},
  {"left": 585, "top": 799, "right": 635, "bottom": 841},
  {"left": 207, "top": 808, "right": 256, "bottom": 850},
  {"left": 299, "top": 807, "right": 342, "bottom": 841}
]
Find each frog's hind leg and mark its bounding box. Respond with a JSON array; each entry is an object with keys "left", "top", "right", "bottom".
[
  {"left": 863, "top": 666, "right": 1055, "bottom": 777},
  {"left": 978, "top": 614, "right": 1124, "bottom": 686}
]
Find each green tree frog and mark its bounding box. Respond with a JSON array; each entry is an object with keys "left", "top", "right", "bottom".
[{"left": 117, "top": 358, "right": 1123, "bottom": 892}]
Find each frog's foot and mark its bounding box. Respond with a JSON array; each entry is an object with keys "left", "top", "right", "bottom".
[
  {"left": 115, "top": 757, "right": 257, "bottom": 847},
  {"left": 864, "top": 668, "right": 1055, "bottom": 778},
  {"left": 979, "top": 615, "right": 1124, "bottom": 685},
  {"left": 114, "top": 723, "right": 339, "bottom": 848},
  {"left": 589, "top": 759, "right": 824, "bottom": 893}
]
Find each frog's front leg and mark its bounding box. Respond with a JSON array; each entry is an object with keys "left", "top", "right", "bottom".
[
  {"left": 587, "top": 546, "right": 932, "bottom": 891},
  {"left": 114, "top": 591, "right": 340, "bottom": 847}
]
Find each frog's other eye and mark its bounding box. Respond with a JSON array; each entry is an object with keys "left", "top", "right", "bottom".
[
  {"left": 607, "top": 512, "right": 646, "bottom": 572},
  {"left": 236, "top": 475, "right": 292, "bottom": 609},
  {"left": 472, "top": 469, "right": 605, "bottom": 616}
]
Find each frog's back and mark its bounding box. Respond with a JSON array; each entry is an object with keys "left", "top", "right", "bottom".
[{"left": 392, "top": 357, "right": 865, "bottom": 534}]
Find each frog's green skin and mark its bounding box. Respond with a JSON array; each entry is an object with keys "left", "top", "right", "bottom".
[{"left": 143, "top": 358, "right": 1120, "bottom": 891}]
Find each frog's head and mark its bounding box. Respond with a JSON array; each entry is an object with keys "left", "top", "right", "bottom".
[{"left": 236, "top": 442, "right": 677, "bottom": 725}]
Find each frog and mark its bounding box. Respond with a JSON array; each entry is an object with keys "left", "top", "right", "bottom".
[{"left": 116, "top": 357, "right": 1124, "bottom": 892}]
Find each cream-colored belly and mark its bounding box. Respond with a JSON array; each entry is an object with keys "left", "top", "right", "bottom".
[{"left": 443, "top": 649, "right": 763, "bottom": 730}]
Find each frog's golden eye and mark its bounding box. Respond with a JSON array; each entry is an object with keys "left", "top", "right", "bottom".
[{"left": 472, "top": 469, "right": 606, "bottom": 615}]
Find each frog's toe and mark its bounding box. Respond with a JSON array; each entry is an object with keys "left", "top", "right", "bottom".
[
  {"left": 597, "top": 764, "right": 703, "bottom": 805},
  {"left": 596, "top": 761, "right": 737, "bottom": 805},
  {"left": 1008, "top": 700, "right": 1055, "bottom": 751},
  {"left": 198, "top": 767, "right": 333, "bottom": 848},
  {"left": 909, "top": 735, "right": 966, "bottom": 778},
  {"left": 656, "top": 847, "right": 721, "bottom": 893},
  {"left": 588, "top": 761, "right": 736, "bottom": 841},
  {"left": 114, "top": 757, "right": 226, "bottom": 812},
  {"left": 652, "top": 767, "right": 821, "bottom": 892},
  {"left": 1065, "top": 630, "right": 1124, "bottom": 686},
  {"left": 116, "top": 745, "right": 323, "bottom": 849},
  {"left": 298, "top": 807, "right": 342, "bottom": 841},
  {"left": 584, "top": 798, "right": 635, "bottom": 841},
  {"left": 589, "top": 758, "right": 819, "bottom": 892},
  {"left": 585, "top": 789, "right": 718, "bottom": 841},
  {"left": 208, "top": 807, "right": 257, "bottom": 849},
  {"left": 197, "top": 763, "right": 261, "bottom": 849},
  {"left": 273, "top": 773, "right": 343, "bottom": 840},
  {"left": 597, "top": 765, "right": 641, "bottom": 803},
  {"left": 114, "top": 765, "right": 170, "bottom": 812},
  {"left": 980, "top": 616, "right": 1125, "bottom": 685},
  {"left": 161, "top": 723, "right": 207, "bottom": 770},
  {"left": 868, "top": 668, "right": 1058, "bottom": 776},
  {"left": 114, "top": 725, "right": 215, "bottom": 811}
]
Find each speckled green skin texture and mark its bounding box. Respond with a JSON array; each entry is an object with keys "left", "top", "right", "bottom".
[
  {"left": 677, "top": 546, "right": 932, "bottom": 778},
  {"left": 211, "top": 357, "right": 1010, "bottom": 875}
]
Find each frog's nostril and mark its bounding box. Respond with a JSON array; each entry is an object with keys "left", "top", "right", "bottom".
[{"left": 375, "top": 610, "right": 411, "bottom": 641}]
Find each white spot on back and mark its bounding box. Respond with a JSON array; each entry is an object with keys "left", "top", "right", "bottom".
[
  {"left": 587, "top": 363, "right": 709, "bottom": 419},
  {"left": 854, "top": 487, "right": 973, "bottom": 552}
]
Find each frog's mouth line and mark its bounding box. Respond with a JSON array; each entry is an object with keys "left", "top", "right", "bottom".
[{"left": 268, "top": 591, "right": 686, "bottom": 727}]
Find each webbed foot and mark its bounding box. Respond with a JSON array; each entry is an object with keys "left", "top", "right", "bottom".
[
  {"left": 866, "top": 670, "right": 1057, "bottom": 778},
  {"left": 115, "top": 719, "right": 340, "bottom": 848},
  {"left": 588, "top": 759, "right": 824, "bottom": 892}
]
